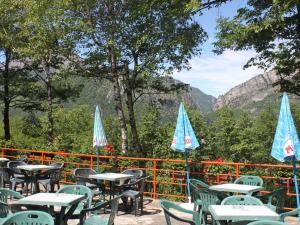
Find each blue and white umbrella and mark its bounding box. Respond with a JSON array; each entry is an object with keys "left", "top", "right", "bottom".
[
  {"left": 93, "top": 105, "right": 107, "bottom": 171},
  {"left": 171, "top": 103, "right": 200, "bottom": 202},
  {"left": 271, "top": 92, "right": 300, "bottom": 211}
]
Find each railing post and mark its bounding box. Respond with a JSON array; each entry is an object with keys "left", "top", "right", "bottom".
[
  {"left": 153, "top": 159, "right": 157, "bottom": 198},
  {"left": 1, "top": 145, "right": 4, "bottom": 158},
  {"left": 41, "top": 152, "right": 44, "bottom": 164},
  {"left": 90, "top": 156, "right": 93, "bottom": 168},
  {"left": 236, "top": 164, "right": 240, "bottom": 178}
]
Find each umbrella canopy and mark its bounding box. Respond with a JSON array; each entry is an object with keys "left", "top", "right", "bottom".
[
  {"left": 271, "top": 92, "right": 300, "bottom": 211},
  {"left": 93, "top": 105, "right": 107, "bottom": 171},
  {"left": 171, "top": 103, "right": 200, "bottom": 201}
]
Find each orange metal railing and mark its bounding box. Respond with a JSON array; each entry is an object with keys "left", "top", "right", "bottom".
[{"left": 1, "top": 146, "right": 298, "bottom": 206}]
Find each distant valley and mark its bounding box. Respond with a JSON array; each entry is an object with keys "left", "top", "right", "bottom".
[{"left": 12, "top": 70, "right": 298, "bottom": 119}]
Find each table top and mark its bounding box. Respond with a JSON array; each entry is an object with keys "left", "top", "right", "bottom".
[
  {"left": 209, "top": 205, "right": 280, "bottom": 221},
  {"left": 209, "top": 183, "right": 263, "bottom": 194},
  {"left": 0, "top": 158, "right": 9, "bottom": 162},
  {"left": 17, "top": 165, "right": 55, "bottom": 171},
  {"left": 18, "top": 193, "right": 85, "bottom": 207},
  {"left": 89, "top": 173, "right": 134, "bottom": 181}
]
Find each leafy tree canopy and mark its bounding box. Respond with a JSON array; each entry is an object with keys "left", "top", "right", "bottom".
[{"left": 214, "top": 0, "right": 300, "bottom": 95}]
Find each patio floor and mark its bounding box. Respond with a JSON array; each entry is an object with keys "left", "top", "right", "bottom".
[
  {"left": 66, "top": 198, "right": 299, "bottom": 225},
  {"left": 7, "top": 186, "right": 300, "bottom": 225}
]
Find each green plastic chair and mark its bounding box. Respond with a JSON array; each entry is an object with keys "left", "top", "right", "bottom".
[
  {"left": 259, "top": 187, "right": 286, "bottom": 213},
  {"left": 221, "top": 195, "right": 263, "bottom": 205},
  {"left": 121, "top": 176, "right": 148, "bottom": 216},
  {"left": 57, "top": 185, "right": 93, "bottom": 219},
  {"left": 221, "top": 195, "right": 263, "bottom": 224},
  {"left": 0, "top": 188, "right": 24, "bottom": 203},
  {"left": 2, "top": 210, "right": 54, "bottom": 225},
  {"left": 79, "top": 196, "right": 121, "bottom": 225},
  {"left": 247, "top": 220, "right": 288, "bottom": 225},
  {"left": 234, "top": 176, "right": 263, "bottom": 186},
  {"left": 160, "top": 200, "right": 201, "bottom": 225},
  {"left": 197, "top": 188, "right": 225, "bottom": 225},
  {"left": 190, "top": 179, "right": 211, "bottom": 212},
  {"left": 0, "top": 188, "right": 24, "bottom": 220}
]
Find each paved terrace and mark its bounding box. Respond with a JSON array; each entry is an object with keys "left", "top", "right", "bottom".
[
  {"left": 7, "top": 194, "right": 299, "bottom": 225},
  {"left": 72, "top": 197, "right": 299, "bottom": 225}
]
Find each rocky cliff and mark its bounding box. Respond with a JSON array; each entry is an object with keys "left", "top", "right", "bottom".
[{"left": 212, "top": 70, "right": 280, "bottom": 111}]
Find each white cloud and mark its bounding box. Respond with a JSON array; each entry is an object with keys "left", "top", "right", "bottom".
[{"left": 173, "top": 50, "right": 264, "bottom": 97}]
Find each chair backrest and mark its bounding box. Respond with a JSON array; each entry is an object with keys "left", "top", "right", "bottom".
[
  {"left": 73, "top": 168, "right": 97, "bottom": 186},
  {"left": 160, "top": 200, "right": 200, "bottom": 225},
  {"left": 73, "top": 168, "right": 96, "bottom": 177},
  {"left": 0, "top": 168, "right": 13, "bottom": 184},
  {"left": 221, "top": 195, "right": 263, "bottom": 205},
  {"left": 117, "top": 169, "right": 143, "bottom": 186},
  {"left": 50, "top": 162, "right": 64, "bottom": 169},
  {"left": 2, "top": 210, "right": 54, "bottom": 225},
  {"left": 7, "top": 161, "right": 27, "bottom": 175},
  {"left": 133, "top": 176, "right": 147, "bottom": 194},
  {"left": 190, "top": 179, "right": 210, "bottom": 189},
  {"left": 247, "top": 220, "right": 288, "bottom": 225},
  {"left": 48, "top": 169, "right": 61, "bottom": 185},
  {"left": 190, "top": 179, "right": 210, "bottom": 203},
  {"left": 234, "top": 176, "right": 263, "bottom": 186},
  {"left": 0, "top": 200, "right": 9, "bottom": 219},
  {"left": 197, "top": 188, "right": 223, "bottom": 213},
  {"left": 122, "top": 169, "right": 143, "bottom": 180},
  {"left": 0, "top": 188, "right": 24, "bottom": 203},
  {"left": 57, "top": 185, "right": 93, "bottom": 208}
]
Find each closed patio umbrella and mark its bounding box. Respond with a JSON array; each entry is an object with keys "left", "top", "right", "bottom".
[
  {"left": 171, "top": 103, "right": 200, "bottom": 203},
  {"left": 93, "top": 105, "right": 108, "bottom": 172},
  {"left": 271, "top": 92, "right": 300, "bottom": 213}
]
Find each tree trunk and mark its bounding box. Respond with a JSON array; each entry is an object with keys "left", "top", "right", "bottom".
[
  {"left": 110, "top": 50, "right": 128, "bottom": 152},
  {"left": 106, "top": 2, "right": 128, "bottom": 153},
  {"left": 123, "top": 61, "right": 143, "bottom": 155},
  {"left": 3, "top": 49, "right": 11, "bottom": 140},
  {"left": 297, "top": 3, "right": 300, "bottom": 40},
  {"left": 42, "top": 59, "right": 54, "bottom": 145}
]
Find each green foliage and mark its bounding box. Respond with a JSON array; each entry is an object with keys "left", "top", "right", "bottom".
[
  {"left": 206, "top": 107, "right": 236, "bottom": 160},
  {"left": 206, "top": 164, "right": 233, "bottom": 174},
  {"left": 52, "top": 105, "right": 93, "bottom": 152},
  {"left": 251, "top": 103, "right": 278, "bottom": 163}
]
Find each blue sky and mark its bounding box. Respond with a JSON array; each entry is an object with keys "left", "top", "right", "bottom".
[{"left": 173, "top": 1, "right": 264, "bottom": 97}]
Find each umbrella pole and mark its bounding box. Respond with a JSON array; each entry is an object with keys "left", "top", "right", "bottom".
[
  {"left": 292, "top": 157, "right": 300, "bottom": 220},
  {"left": 185, "top": 151, "right": 191, "bottom": 203},
  {"left": 96, "top": 147, "right": 100, "bottom": 172}
]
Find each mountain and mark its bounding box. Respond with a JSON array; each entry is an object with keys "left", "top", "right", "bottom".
[
  {"left": 212, "top": 70, "right": 280, "bottom": 112},
  {"left": 212, "top": 70, "right": 299, "bottom": 113},
  {"left": 71, "top": 76, "right": 216, "bottom": 118}
]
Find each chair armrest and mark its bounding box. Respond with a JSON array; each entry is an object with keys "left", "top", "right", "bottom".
[
  {"left": 10, "top": 191, "right": 24, "bottom": 199},
  {"left": 258, "top": 192, "right": 272, "bottom": 204},
  {"left": 75, "top": 176, "right": 99, "bottom": 185},
  {"left": 79, "top": 196, "right": 122, "bottom": 225},
  {"left": 280, "top": 207, "right": 300, "bottom": 221},
  {"left": 121, "top": 176, "right": 149, "bottom": 189}
]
